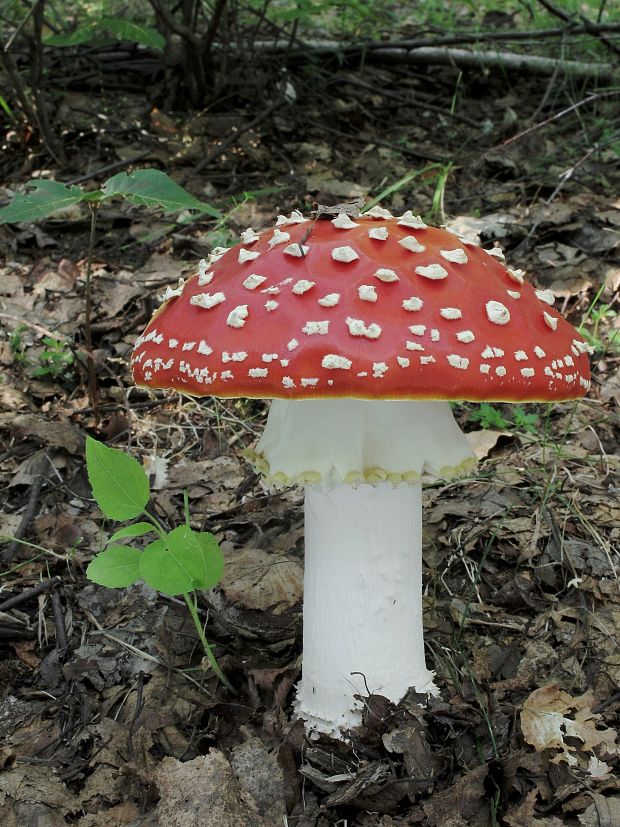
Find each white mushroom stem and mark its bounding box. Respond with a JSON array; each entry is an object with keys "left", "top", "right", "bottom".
[
  {"left": 254, "top": 399, "right": 475, "bottom": 736},
  {"left": 295, "top": 482, "right": 435, "bottom": 735}
]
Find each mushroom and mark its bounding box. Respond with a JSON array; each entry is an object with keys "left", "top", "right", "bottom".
[{"left": 131, "top": 209, "right": 591, "bottom": 737}]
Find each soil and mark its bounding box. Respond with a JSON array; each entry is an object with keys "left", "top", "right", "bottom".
[{"left": 0, "top": 47, "right": 619, "bottom": 827}]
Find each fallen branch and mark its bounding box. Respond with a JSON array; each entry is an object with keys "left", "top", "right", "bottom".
[
  {"left": 244, "top": 40, "right": 616, "bottom": 81},
  {"left": 370, "top": 45, "right": 616, "bottom": 80}
]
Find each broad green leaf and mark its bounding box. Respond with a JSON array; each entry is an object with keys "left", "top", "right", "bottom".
[
  {"left": 186, "top": 532, "right": 224, "bottom": 590},
  {"left": 100, "top": 18, "right": 165, "bottom": 50},
  {"left": 44, "top": 26, "right": 98, "bottom": 46},
  {"left": 108, "top": 522, "right": 156, "bottom": 542},
  {"left": 85, "top": 436, "right": 150, "bottom": 521},
  {"left": 0, "top": 180, "right": 86, "bottom": 224},
  {"left": 164, "top": 528, "right": 224, "bottom": 590},
  {"left": 44, "top": 20, "right": 164, "bottom": 50},
  {"left": 138, "top": 527, "right": 224, "bottom": 595},
  {"left": 102, "top": 169, "right": 221, "bottom": 217},
  {"left": 139, "top": 536, "right": 195, "bottom": 595},
  {"left": 86, "top": 545, "right": 141, "bottom": 588}
]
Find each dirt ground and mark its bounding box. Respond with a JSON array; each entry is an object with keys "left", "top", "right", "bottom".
[{"left": 0, "top": 48, "right": 619, "bottom": 826}]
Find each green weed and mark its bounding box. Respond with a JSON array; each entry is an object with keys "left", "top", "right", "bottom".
[
  {"left": 85, "top": 437, "right": 234, "bottom": 692},
  {"left": 467, "top": 402, "right": 540, "bottom": 433},
  {"left": 31, "top": 336, "right": 75, "bottom": 381}
]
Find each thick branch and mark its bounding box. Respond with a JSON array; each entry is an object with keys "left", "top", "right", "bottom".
[
  {"left": 242, "top": 40, "right": 616, "bottom": 80},
  {"left": 373, "top": 45, "right": 616, "bottom": 80}
]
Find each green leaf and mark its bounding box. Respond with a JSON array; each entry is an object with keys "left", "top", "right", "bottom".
[
  {"left": 44, "top": 26, "right": 98, "bottom": 46},
  {"left": 44, "top": 19, "right": 164, "bottom": 50},
  {"left": 138, "top": 527, "right": 224, "bottom": 596},
  {"left": 102, "top": 169, "right": 221, "bottom": 217},
  {"left": 86, "top": 545, "right": 141, "bottom": 588},
  {"left": 109, "top": 522, "right": 156, "bottom": 542},
  {"left": 471, "top": 403, "right": 509, "bottom": 430},
  {"left": 85, "top": 436, "right": 150, "bottom": 521},
  {"left": 187, "top": 532, "right": 224, "bottom": 590},
  {"left": 100, "top": 18, "right": 165, "bottom": 50},
  {"left": 0, "top": 180, "right": 86, "bottom": 224},
  {"left": 139, "top": 536, "right": 194, "bottom": 596},
  {"left": 0, "top": 94, "right": 15, "bottom": 122}
]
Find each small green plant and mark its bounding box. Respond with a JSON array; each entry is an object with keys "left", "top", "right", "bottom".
[
  {"left": 85, "top": 436, "right": 234, "bottom": 692},
  {"left": 9, "top": 323, "right": 28, "bottom": 363},
  {"left": 0, "top": 169, "right": 220, "bottom": 416},
  {"left": 31, "top": 336, "right": 75, "bottom": 381},
  {"left": 581, "top": 302, "right": 619, "bottom": 353},
  {"left": 44, "top": 17, "right": 165, "bottom": 50},
  {"left": 0, "top": 169, "right": 220, "bottom": 225},
  {"left": 469, "top": 402, "right": 540, "bottom": 433}
]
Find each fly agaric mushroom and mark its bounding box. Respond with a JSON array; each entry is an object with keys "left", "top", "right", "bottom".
[{"left": 131, "top": 207, "right": 591, "bottom": 736}]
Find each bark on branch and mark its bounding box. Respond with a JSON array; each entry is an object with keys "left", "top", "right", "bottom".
[{"left": 243, "top": 40, "right": 617, "bottom": 81}]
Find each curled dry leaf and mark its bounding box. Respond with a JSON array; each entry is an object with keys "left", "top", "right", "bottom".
[
  {"left": 521, "top": 684, "right": 619, "bottom": 778},
  {"left": 465, "top": 428, "right": 511, "bottom": 460}
]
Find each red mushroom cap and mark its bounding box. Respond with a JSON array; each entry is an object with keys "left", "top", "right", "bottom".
[{"left": 131, "top": 210, "right": 591, "bottom": 402}]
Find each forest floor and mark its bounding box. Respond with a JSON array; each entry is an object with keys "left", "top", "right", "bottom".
[{"left": 0, "top": 48, "right": 619, "bottom": 827}]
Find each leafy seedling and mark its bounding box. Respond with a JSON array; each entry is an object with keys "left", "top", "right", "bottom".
[
  {"left": 0, "top": 169, "right": 221, "bottom": 225},
  {"left": 84, "top": 436, "right": 233, "bottom": 692},
  {"left": 31, "top": 336, "right": 75, "bottom": 382},
  {"left": 469, "top": 402, "right": 540, "bottom": 434},
  {"left": 0, "top": 169, "right": 221, "bottom": 418}
]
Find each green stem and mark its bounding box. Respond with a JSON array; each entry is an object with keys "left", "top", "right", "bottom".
[
  {"left": 183, "top": 591, "right": 236, "bottom": 694},
  {"left": 140, "top": 510, "right": 168, "bottom": 539}
]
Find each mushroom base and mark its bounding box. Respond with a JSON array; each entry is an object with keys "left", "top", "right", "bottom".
[{"left": 295, "top": 482, "right": 437, "bottom": 736}]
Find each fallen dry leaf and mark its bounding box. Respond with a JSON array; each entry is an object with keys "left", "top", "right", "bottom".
[
  {"left": 578, "top": 794, "right": 620, "bottom": 826},
  {"left": 465, "top": 428, "right": 511, "bottom": 460},
  {"left": 219, "top": 547, "right": 303, "bottom": 614},
  {"left": 155, "top": 751, "right": 270, "bottom": 827},
  {"left": 0, "top": 764, "right": 78, "bottom": 817},
  {"left": 521, "top": 684, "right": 619, "bottom": 776},
  {"left": 230, "top": 736, "right": 287, "bottom": 821},
  {"left": 3, "top": 413, "right": 85, "bottom": 455}
]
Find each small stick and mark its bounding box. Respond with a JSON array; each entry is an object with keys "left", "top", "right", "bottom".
[
  {"left": 0, "top": 312, "right": 61, "bottom": 341},
  {"left": 127, "top": 671, "right": 145, "bottom": 755},
  {"left": 180, "top": 96, "right": 288, "bottom": 184},
  {"left": 1, "top": 454, "right": 48, "bottom": 564},
  {"left": 51, "top": 590, "right": 68, "bottom": 651},
  {"left": 64, "top": 150, "right": 152, "bottom": 186},
  {"left": 0, "top": 576, "right": 62, "bottom": 612},
  {"left": 593, "top": 690, "right": 620, "bottom": 714}
]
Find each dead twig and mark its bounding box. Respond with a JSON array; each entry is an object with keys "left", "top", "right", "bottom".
[
  {"left": 0, "top": 312, "right": 64, "bottom": 341},
  {"left": 64, "top": 150, "right": 152, "bottom": 187},
  {"left": 1, "top": 454, "right": 49, "bottom": 565},
  {"left": 304, "top": 119, "right": 448, "bottom": 163},
  {"left": 536, "top": 0, "right": 620, "bottom": 57},
  {"left": 498, "top": 90, "right": 620, "bottom": 149},
  {"left": 0, "top": 576, "right": 62, "bottom": 613},
  {"left": 180, "top": 95, "right": 288, "bottom": 183},
  {"left": 337, "top": 74, "right": 479, "bottom": 128},
  {"left": 514, "top": 132, "right": 620, "bottom": 254},
  {"left": 51, "top": 590, "right": 68, "bottom": 652}
]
